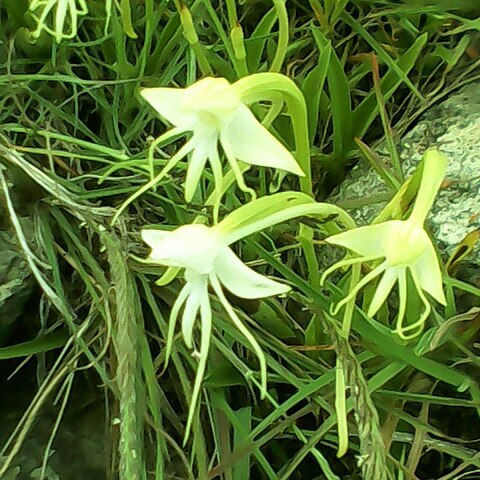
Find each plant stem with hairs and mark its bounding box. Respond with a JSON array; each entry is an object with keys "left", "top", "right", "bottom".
[
  {"left": 105, "top": 231, "right": 143, "bottom": 480},
  {"left": 322, "top": 310, "right": 393, "bottom": 480}
]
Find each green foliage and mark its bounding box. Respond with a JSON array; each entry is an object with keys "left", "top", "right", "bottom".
[{"left": 0, "top": 1, "right": 479, "bottom": 479}]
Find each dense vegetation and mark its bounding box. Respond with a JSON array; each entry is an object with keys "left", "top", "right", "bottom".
[{"left": 0, "top": 1, "right": 479, "bottom": 479}]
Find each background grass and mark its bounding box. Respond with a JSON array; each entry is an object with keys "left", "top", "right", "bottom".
[{"left": 0, "top": 1, "right": 480, "bottom": 479}]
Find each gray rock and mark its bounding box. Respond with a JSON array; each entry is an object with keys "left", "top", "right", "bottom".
[{"left": 328, "top": 82, "right": 480, "bottom": 266}]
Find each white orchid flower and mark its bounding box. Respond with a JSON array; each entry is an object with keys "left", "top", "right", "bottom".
[
  {"left": 142, "top": 221, "right": 289, "bottom": 439},
  {"left": 29, "top": 0, "right": 88, "bottom": 42},
  {"left": 112, "top": 74, "right": 311, "bottom": 226},
  {"left": 140, "top": 190, "right": 356, "bottom": 440},
  {"left": 140, "top": 76, "right": 304, "bottom": 201},
  {"left": 322, "top": 150, "right": 448, "bottom": 339}
]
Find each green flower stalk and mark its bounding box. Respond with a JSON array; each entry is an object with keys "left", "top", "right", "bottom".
[
  {"left": 28, "top": 0, "right": 88, "bottom": 42},
  {"left": 322, "top": 150, "right": 448, "bottom": 339}
]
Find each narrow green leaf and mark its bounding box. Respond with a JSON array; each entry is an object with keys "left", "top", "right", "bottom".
[
  {"left": 0, "top": 331, "right": 68, "bottom": 359},
  {"left": 342, "top": 12, "right": 424, "bottom": 100},
  {"left": 301, "top": 45, "right": 331, "bottom": 142},
  {"left": 312, "top": 27, "right": 353, "bottom": 158},
  {"left": 354, "top": 138, "right": 400, "bottom": 191},
  {"left": 245, "top": 9, "right": 276, "bottom": 72},
  {"left": 352, "top": 33, "right": 428, "bottom": 139},
  {"left": 232, "top": 407, "right": 252, "bottom": 480}
]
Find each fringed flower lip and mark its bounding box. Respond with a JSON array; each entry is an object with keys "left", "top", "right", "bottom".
[
  {"left": 140, "top": 76, "right": 304, "bottom": 202},
  {"left": 321, "top": 150, "right": 448, "bottom": 339},
  {"left": 141, "top": 222, "right": 289, "bottom": 440}
]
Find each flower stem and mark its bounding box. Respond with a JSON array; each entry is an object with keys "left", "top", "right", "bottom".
[
  {"left": 270, "top": 0, "right": 289, "bottom": 73},
  {"left": 105, "top": 232, "right": 143, "bottom": 480}
]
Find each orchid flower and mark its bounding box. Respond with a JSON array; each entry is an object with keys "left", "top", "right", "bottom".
[
  {"left": 140, "top": 190, "right": 355, "bottom": 439},
  {"left": 142, "top": 222, "right": 289, "bottom": 439},
  {"left": 140, "top": 76, "right": 304, "bottom": 202},
  {"left": 29, "top": 0, "right": 88, "bottom": 42},
  {"left": 321, "top": 150, "right": 448, "bottom": 339},
  {"left": 111, "top": 74, "right": 311, "bottom": 226}
]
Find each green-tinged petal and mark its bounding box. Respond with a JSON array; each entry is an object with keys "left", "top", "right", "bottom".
[
  {"left": 164, "top": 283, "right": 192, "bottom": 369},
  {"left": 112, "top": 138, "right": 196, "bottom": 225},
  {"left": 410, "top": 150, "right": 448, "bottom": 224},
  {"left": 220, "top": 104, "right": 304, "bottom": 176},
  {"left": 383, "top": 220, "right": 431, "bottom": 266},
  {"left": 184, "top": 138, "right": 212, "bottom": 202},
  {"left": 411, "top": 241, "right": 446, "bottom": 305},
  {"left": 215, "top": 247, "right": 290, "bottom": 299},
  {"left": 79, "top": 0, "right": 88, "bottom": 14},
  {"left": 34, "top": 0, "right": 56, "bottom": 28},
  {"left": 210, "top": 274, "right": 268, "bottom": 398},
  {"left": 326, "top": 222, "right": 396, "bottom": 257},
  {"left": 182, "top": 77, "right": 240, "bottom": 120},
  {"left": 184, "top": 290, "right": 212, "bottom": 444},
  {"left": 208, "top": 142, "right": 224, "bottom": 192},
  {"left": 141, "top": 228, "right": 172, "bottom": 253},
  {"left": 332, "top": 262, "right": 387, "bottom": 315},
  {"left": 54, "top": 0, "right": 68, "bottom": 40},
  {"left": 181, "top": 278, "right": 207, "bottom": 349},
  {"left": 208, "top": 144, "right": 224, "bottom": 221},
  {"left": 30, "top": 0, "right": 87, "bottom": 41},
  {"left": 222, "top": 144, "right": 256, "bottom": 199},
  {"left": 367, "top": 266, "right": 400, "bottom": 317},
  {"left": 320, "top": 254, "right": 381, "bottom": 286},
  {"left": 398, "top": 269, "right": 431, "bottom": 339},
  {"left": 140, "top": 88, "right": 197, "bottom": 129},
  {"left": 394, "top": 269, "right": 408, "bottom": 338}
]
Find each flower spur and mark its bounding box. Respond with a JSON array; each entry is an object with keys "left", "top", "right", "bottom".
[{"left": 322, "top": 150, "right": 448, "bottom": 339}]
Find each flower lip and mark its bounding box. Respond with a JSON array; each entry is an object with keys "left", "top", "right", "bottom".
[
  {"left": 214, "top": 247, "right": 291, "bottom": 299},
  {"left": 220, "top": 104, "right": 305, "bottom": 176}
]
